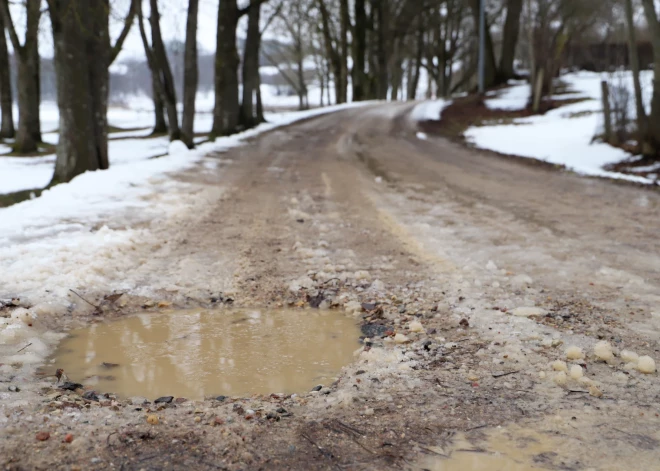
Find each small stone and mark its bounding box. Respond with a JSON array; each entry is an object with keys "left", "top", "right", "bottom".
[
  {"left": 311, "top": 385, "right": 323, "bottom": 392},
  {"left": 320, "top": 388, "right": 331, "bottom": 395},
  {"left": 467, "top": 374, "right": 479, "bottom": 382},
  {"left": 393, "top": 333, "right": 410, "bottom": 344},
  {"left": 511, "top": 307, "right": 545, "bottom": 317},
  {"left": 361, "top": 303, "right": 377, "bottom": 311},
  {"left": 215, "top": 395, "right": 227, "bottom": 402},
  {"left": 63, "top": 434, "right": 74, "bottom": 443},
  {"left": 36, "top": 431, "right": 50, "bottom": 441},
  {"left": 621, "top": 350, "right": 639, "bottom": 364},
  {"left": 569, "top": 365, "right": 583, "bottom": 380},
  {"left": 553, "top": 371, "right": 568, "bottom": 386},
  {"left": 276, "top": 407, "right": 287, "bottom": 414},
  {"left": 637, "top": 356, "right": 656, "bottom": 374},
  {"left": 147, "top": 415, "right": 159, "bottom": 425},
  {"left": 58, "top": 381, "right": 83, "bottom": 391},
  {"left": 589, "top": 385, "right": 603, "bottom": 398},
  {"left": 194, "top": 416, "right": 201, "bottom": 423},
  {"left": 82, "top": 391, "right": 99, "bottom": 401},
  {"left": 8, "top": 385, "right": 19, "bottom": 392},
  {"left": 213, "top": 417, "right": 225, "bottom": 426},
  {"left": 154, "top": 396, "right": 174, "bottom": 404},
  {"left": 565, "top": 346, "right": 584, "bottom": 360},
  {"left": 408, "top": 320, "right": 424, "bottom": 333},
  {"left": 361, "top": 324, "right": 389, "bottom": 338},
  {"left": 593, "top": 341, "right": 614, "bottom": 362},
  {"left": 551, "top": 360, "right": 568, "bottom": 372},
  {"left": 130, "top": 396, "right": 148, "bottom": 406}
]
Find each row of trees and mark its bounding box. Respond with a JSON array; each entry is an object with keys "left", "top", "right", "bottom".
[{"left": 0, "top": 0, "right": 659, "bottom": 188}]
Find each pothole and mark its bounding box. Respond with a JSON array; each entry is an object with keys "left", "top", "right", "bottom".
[{"left": 50, "top": 308, "right": 360, "bottom": 400}]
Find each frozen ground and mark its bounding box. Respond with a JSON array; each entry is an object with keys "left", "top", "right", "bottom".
[{"left": 466, "top": 71, "right": 657, "bottom": 184}]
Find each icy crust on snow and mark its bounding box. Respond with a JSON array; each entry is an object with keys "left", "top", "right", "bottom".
[
  {"left": 0, "top": 103, "right": 371, "bottom": 304},
  {"left": 465, "top": 71, "right": 656, "bottom": 185}
]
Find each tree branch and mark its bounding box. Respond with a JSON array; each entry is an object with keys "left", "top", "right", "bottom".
[
  {"left": 239, "top": 0, "right": 270, "bottom": 18},
  {"left": 110, "top": 0, "right": 137, "bottom": 64},
  {"left": 0, "top": 0, "right": 23, "bottom": 52}
]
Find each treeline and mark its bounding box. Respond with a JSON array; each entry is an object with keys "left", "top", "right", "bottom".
[{"left": 1, "top": 0, "right": 659, "bottom": 187}]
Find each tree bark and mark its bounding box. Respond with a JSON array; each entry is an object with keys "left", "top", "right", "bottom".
[
  {"left": 0, "top": 9, "right": 15, "bottom": 139},
  {"left": 48, "top": 0, "right": 109, "bottom": 183},
  {"left": 182, "top": 0, "right": 199, "bottom": 148},
  {"left": 211, "top": 0, "right": 241, "bottom": 137},
  {"left": 318, "top": 0, "right": 344, "bottom": 104},
  {"left": 339, "top": 0, "right": 350, "bottom": 103},
  {"left": 240, "top": 1, "right": 262, "bottom": 128},
  {"left": 1, "top": 0, "right": 41, "bottom": 152},
  {"left": 149, "top": 0, "right": 180, "bottom": 141},
  {"left": 352, "top": 0, "right": 367, "bottom": 101},
  {"left": 624, "top": 0, "right": 647, "bottom": 147},
  {"left": 499, "top": 0, "right": 524, "bottom": 81},
  {"left": 152, "top": 68, "right": 168, "bottom": 134},
  {"left": 374, "top": 0, "right": 389, "bottom": 100},
  {"left": 640, "top": 0, "right": 660, "bottom": 153}
]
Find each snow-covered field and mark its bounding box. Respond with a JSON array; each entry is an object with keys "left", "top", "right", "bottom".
[{"left": 466, "top": 71, "right": 657, "bottom": 184}]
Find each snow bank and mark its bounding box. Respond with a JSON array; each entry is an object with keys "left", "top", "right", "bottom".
[
  {"left": 465, "top": 71, "right": 656, "bottom": 184},
  {"left": 485, "top": 81, "right": 529, "bottom": 110},
  {"left": 410, "top": 99, "right": 451, "bottom": 121}
]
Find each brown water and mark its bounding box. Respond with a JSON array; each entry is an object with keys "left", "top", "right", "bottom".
[
  {"left": 51, "top": 309, "right": 360, "bottom": 400},
  {"left": 418, "top": 427, "right": 562, "bottom": 471}
]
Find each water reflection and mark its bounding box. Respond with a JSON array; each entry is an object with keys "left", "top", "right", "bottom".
[{"left": 52, "top": 308, "right": 360, "bottom": 400}]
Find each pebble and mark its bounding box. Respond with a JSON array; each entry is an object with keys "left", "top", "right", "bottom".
[
  {"left": 589, "top": 385, "right": 603, "bottom": 398},
  {"left": 593, "top": 341, "right": 614, "bottom": 362},
  {"left": 511, "top": 307, "right": 545, "bottom": 317},
  {"left": 551, "top": 360, "right": 568, "bottom": 372},
  {"left": 565, "top": 346, "right": 584, "bottom": 360},
  {"left": 215, "top": 395, "right": 227, "bottom": 402},
  {"left": 35, "top": 431, "right": 50, "bottom": 441},
  {"left": 569, "top": 365, "right": 583, "bottom": 380},
  {"left": 8, "top": 385, "right": 19, "bottom": 392},
  {"left": 154, "top": 396, "right": 174, "bottom": 404},
  {"left": 393, "top": 333, "right": 410, "bottom": 344},
  {"left": 147, "top": 415, "right": 159, "bottom": 425},
  {"left": 63, "top": 434, "right": 74, "bottom": 443},
  {"left": 637, "top": 356, "right": 656, "bottom": 374},
  {"left": 553, "top": 371, "right": 568, "bottom": 386},
  {"left": 408, "top": 320, "right": 424, "bottom": 333},
  {"left": 130, "top": 396, "right": 148, "bottom": 406},
  {"left": 311, "top": 385, "right": 323, "bottom": 392},
  {"left": 621, "top": 350, "right": 639, "bottom": 364}
]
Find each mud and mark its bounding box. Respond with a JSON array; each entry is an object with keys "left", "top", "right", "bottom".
[{"left": 1, "top": 103, "right": 660, "bottom": 470}]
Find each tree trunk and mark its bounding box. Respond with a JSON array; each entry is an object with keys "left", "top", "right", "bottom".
[
  {"left": 152, "top": 72, "right": 168, "bottom": 134},
  {"left": 49, "top": 0, "right": 109, "bottom": 183},
  {"left": 318, "top": 0, "right": 344, "bottom": 104},
  {"left": 641, "top": 0, "right": 660, "bottom": 154},
  {"left": 211, "top": 0, "right": 241, "bottom": 137},
  {"left": 352, "top": 0, "right": 367, "bottom": 101},
  {"left": 1, "top": 0, "right": 41, "bottom": 152},
  {"left": 0, "top": 9, "right": 14, "bottom": 139},
  {"left": 149, "top": 0, "right": 180, "bottom": 141},
  {"left": 624, "top": 0, "right": 647, "bottom": 148},
  {"left": 182, "top": 0, "right": 199, "bottom": 148},
  {"left": 499, "top": 0, "right": 524, "bottom": 81},
  {"left": 240, "top": 1, "right": 261, "bottom": 128},
  {"left": 339, "top": 0, "right": 350, "bottom": 103},
  {"left": 468, "top": 0, "right": 497, "bottom": 89},
  {"left": 375, "top": 0, "right": 389, "bottom": 99}
]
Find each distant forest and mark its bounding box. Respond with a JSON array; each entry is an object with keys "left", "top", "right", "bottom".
[{"left": 6, "top": 39, "right": 288, "bottom": 104}]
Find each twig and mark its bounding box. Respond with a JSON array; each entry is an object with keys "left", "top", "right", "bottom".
[
  {"left": 492, "top": 370, "right": 520, "bottom": 378},
  {"left": 16, "top": 342, "right": 32, "bottom": 353},
  {"left": 69, "top": 289, "right": 100, "bottom": 309},
  {"left": 465, "top": 423, "right": 489, "bottom": 432},
  {"left": 418, "top": 445, "right": 448, "bottom": 457},
  {"left": 567, "top": 389, "right": 589, "bottom": 394}
]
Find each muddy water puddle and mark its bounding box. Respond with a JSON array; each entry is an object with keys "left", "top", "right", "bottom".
[
  {"left": 51, "top": 309, "right": 360, "bottom": 400},
  {"left": 417, "top": 426, "right": 563, "bottom": 471}
]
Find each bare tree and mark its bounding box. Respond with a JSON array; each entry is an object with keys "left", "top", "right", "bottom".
[
  {"left": 138, "top": 0, "right": 181, "bottom": 142},
  {"left": 0, "top": 0, "right": 41, "bottom": 152},
  {"left": 0, "top": 7, "right": 14, "bottom": 139},
  {"left": 47, "top": 0, "right": 136, "bottom": 183},
  {"left": 182, "top": 0, "right": 200, "bottom": 148}
]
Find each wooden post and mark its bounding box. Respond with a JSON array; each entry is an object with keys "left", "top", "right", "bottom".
[{"left": 601, "top": 80, "right": 614, "bottom": 144}]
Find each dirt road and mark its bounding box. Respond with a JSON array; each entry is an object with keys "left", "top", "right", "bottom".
[{"left": 2, "top": 103, "right": 660, "bottom": 470}]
